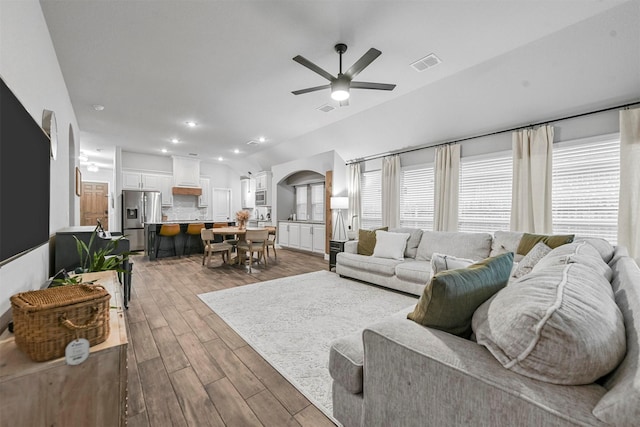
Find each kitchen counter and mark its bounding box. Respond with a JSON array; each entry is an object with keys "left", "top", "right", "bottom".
[
  {"left": 145, "top": 219, "right": 218, "bottom": 224},
  {"left": 281, "top": 220, "right": 325, "bottom": 224},
  {"left": 145, "top": 221, "right": 234, "bottom": 259}
]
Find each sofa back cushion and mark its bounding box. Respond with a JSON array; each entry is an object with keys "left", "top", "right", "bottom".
[
  {"left": 472, "top": 262, "right": 626, "bottom": 385},
  {"left": 416, "top": 231, "right": 493, "bottom": 261},
  {"left": 593, "top": 256, "right": 640, "bottom": 424},
  {"left": 490, "top": 231, "right": 524, "bottom": 262},
  {"left": 389, "top": 227, "right": 423, "bottom": 258}
]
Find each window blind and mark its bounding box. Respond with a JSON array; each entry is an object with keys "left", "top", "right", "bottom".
[
  {"left": 295, "top": 185, "right": 308, "bottom": 220},
  {"left": 360, "top": 170, "right": 382, "bottom": 229},
  {"left": 310, "top": 183, "right": 325, "bottom": 221},
  {"left": 552, "top": 135, "right": 619, "bottom": 244},
  {"left": 400, "top": 166, "right": 434, "bottom": 230},
  {"left": 459, "top": 151, "right": 512, "bottom": 233}
]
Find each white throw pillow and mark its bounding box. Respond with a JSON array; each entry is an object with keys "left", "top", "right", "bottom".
[
  {"left": 372, "top": 231, "right": 410, "bottom": 261},
  {"left": 512, "top": 242, "right": 551, "bottom": 278},
  {"left": 431, "top": 253, "right": 474, "bottom": 275}
]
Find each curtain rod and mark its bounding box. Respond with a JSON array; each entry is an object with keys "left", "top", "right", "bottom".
[{"left": 345, "top": 100, "right": 640, "bottom": 165}]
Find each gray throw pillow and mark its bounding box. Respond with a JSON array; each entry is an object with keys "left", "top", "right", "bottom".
[
  {"left": 407, "top": 252, "right": 513, "bottom": 338},
  {"left": 473, "top": 263, "right": 626, "bottom": 385},
  {"left": 512, "top": 242, "right": 551, "bottom": 279}
]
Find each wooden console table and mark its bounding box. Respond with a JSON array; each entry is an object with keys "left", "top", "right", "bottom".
[{"left": 0, "top": 271, "right": 128, "bottom": 427}]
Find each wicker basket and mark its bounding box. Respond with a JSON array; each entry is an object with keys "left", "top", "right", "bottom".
[{"left": 10, "top": 284, "right": 111, "bottom": 362}]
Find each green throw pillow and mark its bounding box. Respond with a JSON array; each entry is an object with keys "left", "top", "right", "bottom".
[
  {"left": 407, "top": 252, "right": 514, "bottom": 338},
  {"left": 516, "top": 233, "right": 574, "bottom": 255},
  {"left": 357, "top": 227, "right": 388, "bottom": 256}
]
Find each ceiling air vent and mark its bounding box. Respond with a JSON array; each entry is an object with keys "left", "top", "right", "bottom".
[
  {"left": 410, "top": 53, "right": 441, "bottom": 72},
  {"left": 246, "top": 140, "right": 259, "bottom": 146},
  {"left": 188, "top": 153, "right": 199, "bottom": 157},
  {"left": 317, "top": 104, "right": 335, "bottom": 113}
]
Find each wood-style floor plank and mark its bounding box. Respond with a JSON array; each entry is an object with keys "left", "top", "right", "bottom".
[{"left": 125, "top": 248, "right": 336, "bottom": 426}]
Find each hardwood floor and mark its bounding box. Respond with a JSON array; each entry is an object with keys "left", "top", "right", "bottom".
[{"left": 125, "top": 248, "right": 336, "bottom": 427}]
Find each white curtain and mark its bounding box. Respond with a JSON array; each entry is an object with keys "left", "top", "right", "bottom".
[
  {"left": 510, "top": 125, "right": 554, "bottom": 233},
  {"left": 382, "top": 155, "right": 401, "bottom": 228},
  {"left": 348, "top": 163, "right": 362, "bottom": 233},
  {"left": 618, "top": 108, "right": 640, "bottom": 261},
  {"left": 434, "top": 144, "right": 460, "bottom": 231}
]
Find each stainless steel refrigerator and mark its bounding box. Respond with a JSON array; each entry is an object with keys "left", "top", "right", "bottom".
[{"left": 122, "top": 190, "right": 162, "bottom": 251}]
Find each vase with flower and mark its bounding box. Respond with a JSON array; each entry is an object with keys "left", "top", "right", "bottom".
[{"left": 236, "top": 210, "right": 250, "bottom": 230}]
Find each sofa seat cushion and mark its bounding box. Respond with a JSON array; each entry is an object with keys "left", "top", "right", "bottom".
[
  {"left": 337, "top": 252, "right": 402, "bottom": 276},
  {"left": 395, "top": 261, "right": 432, "bottom": 284},
  {"left": 473, "top": 263, "right": 626, "bottom": 385},
  {"left": 416, "top": 231, "right": 493, "bottom": 261},
  {"left": 408, "top": 252, "right": 514, "bottom": 338}
]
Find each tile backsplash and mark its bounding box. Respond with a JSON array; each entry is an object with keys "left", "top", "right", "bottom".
[{"left": 162, "top": 195, "right": 209, "bottom": 220}]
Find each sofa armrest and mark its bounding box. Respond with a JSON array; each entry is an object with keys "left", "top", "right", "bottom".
[
  {"left": 344, "top": 240, "right": 358, "bottom": 254},
  {"left": 361, "top": 318, "right": 606, "bottom": 426}
]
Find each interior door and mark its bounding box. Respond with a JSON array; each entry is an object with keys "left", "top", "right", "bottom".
[
  {"left": 213, "top": 188, "right": 232, "bottom": 222},
  {"left": 81, "top": 181, "right": 109, "bottom": 230}
]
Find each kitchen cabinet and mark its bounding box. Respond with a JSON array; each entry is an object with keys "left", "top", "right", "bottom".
[
  {"left": 122, "top": 171, "right": 169, "bottom": 192},
  {"left": 289, "top": 223, "right": 300, "bottom": 248},
  {"left": 299, "top": 224, "right": 313, "bottom": 251},
  {"left": 241, "top": 178, "right": 256, "bottom": 208},
  {"left": 278, "top": 221, "right": 289, "bottom": 246},
  {"left": 173, "top": 156, "right": 200, "bottom": 187},
  {"left": 312, "top": 224, "right": 325, "bottom": 254},
  {"left": 198, "top": 178, "right": 210, "bottom": 207},
  {"left": 255, "top": 171, "right": 272, "bottom": 191},
  {"left": 160, "top": 175, "right": 173, "bottom": 206}
]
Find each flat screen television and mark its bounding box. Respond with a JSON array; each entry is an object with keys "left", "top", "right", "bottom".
[{"left": 0, "top": 77, "right": 51, "bottom": 265}]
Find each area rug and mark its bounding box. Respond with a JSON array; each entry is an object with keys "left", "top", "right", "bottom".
[{"left": 198, "top": 270, "right": 417, "bottom": 421}]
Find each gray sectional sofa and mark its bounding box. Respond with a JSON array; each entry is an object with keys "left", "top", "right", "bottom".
[{"left": 330, "top": 230, "right": 640, "bottom": 426}]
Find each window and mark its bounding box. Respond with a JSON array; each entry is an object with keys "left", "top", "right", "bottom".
[
  {"left": 360, "top": 170, "right": 382, "bottom": 229},
  {"left": 310, "top": 183, "right": 325, "bottom": 221},
  {"left": 552, "top": 134, "right": 619, "bottom": 244},
  {"left": 400, "top": 165, "right": 434, "bottom": 230},
  {"left": 295, "top": 185, "right": 308, "bottom": 220},
  {"left": 459, "top": 151, "right": 512, "bottom": 233}
]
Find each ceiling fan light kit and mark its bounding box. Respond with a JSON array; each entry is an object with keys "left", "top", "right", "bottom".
[{"left": 292, "top": 43, "right": 396, "bottom": 105}]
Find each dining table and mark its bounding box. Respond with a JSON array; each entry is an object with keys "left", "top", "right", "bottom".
[{"left": 212, "top": 226, "right": 276, "bottom": 265}]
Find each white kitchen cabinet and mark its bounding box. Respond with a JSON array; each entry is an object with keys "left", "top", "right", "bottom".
[
  {"left": 122, "top": 172, "right": 142, "bottom": 190},
  {"left": 173, "top": 156, "right": 200, "bottom": 187},
  {"left": 312, "top": 224, "right": 325, "bottom": 254},
  {"left": 299, "top": 224, "right": 313, "bottom": 251},
  {"left": 141, "top": 174, "right": 162, "bottom": 191},
  {"left": 255, "top": 171, "right": 272, "bottom": 191},
  {"left": 289, "top": 223, "right": 300, "bottom": 248},
  {"left": 278, "top": 221, "right": 289, "bottom": 246},
  {"left": 240, "top": 178, "right": 256, "bottom": 208},
  {"left": 160, "top": 175, "right": 173, "bottom": 206},
  {"left": 198, "top": 178, "right": 210, "bottom": 207}
]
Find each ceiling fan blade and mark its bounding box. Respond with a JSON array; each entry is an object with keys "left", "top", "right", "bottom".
[
  {"left": 293, "top": 55, "right": 335, "bottom": 82},
  {"left": 291, "top": 84, "right": 331, "bottom": 95},
  {"left": 344, "top": 48, "right": 382, "bottom": 79},
  {"left": 350, "top": 81, "right": 396, "bottom": 91}
]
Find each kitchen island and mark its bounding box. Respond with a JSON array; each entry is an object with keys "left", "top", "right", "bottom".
[{"left": 145, "top": 221, "right": 235, "bottom": 260}]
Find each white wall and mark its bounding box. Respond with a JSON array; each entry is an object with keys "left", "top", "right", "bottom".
[{"left": 0, "top": 0, "right": 81, "bottom": 320}]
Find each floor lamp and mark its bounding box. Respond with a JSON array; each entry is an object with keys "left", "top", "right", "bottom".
[{"left": 330, "top": 197, "right": 349, "bottom": 241}]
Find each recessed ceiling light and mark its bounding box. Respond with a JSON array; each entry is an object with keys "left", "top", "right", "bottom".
[
  {"left": 218, "top": 156, "right": 223, "bottom": 161},
  {"left": 233, "top": 149, "right": 240, "bottom": 154},
  {"left": 87, "top": 163, "right": 99, "bottom": 172},
  {"left": 92, "top": 104, "right": 104, "bottom": 111},
  {"left": 170, "top": 138, "right": 180, "bottom": 144},
  {"left": 185, "top": 121, "right": 197, "bottom": 127},
  {"left": 78, "top": 152, "right": 88, "bottom": 162},
  {"left": 258, "top": 136, "right": 266, "bottom": 143},
  {"left": 161, "top": 148, "right": 168, "bottom": 153}
]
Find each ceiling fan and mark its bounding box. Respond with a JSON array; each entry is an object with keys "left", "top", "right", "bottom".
[{"left": 292, "top": 43, "right": 396, "bottom": 106}]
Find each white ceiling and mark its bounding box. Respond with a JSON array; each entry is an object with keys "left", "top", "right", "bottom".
[{"left": 40, "top": 0, "right": 640, "bottom": 174}]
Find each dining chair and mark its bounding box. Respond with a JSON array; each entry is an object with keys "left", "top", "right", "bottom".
[
  {"left": 265, "top": 227, "right": 277, "bottom": 259},
  {"left": 201, "top": 228, "right": 233, "bottom": 267},
  {"left": 235, "top": 229, "right": 269, "bottom": 272}
]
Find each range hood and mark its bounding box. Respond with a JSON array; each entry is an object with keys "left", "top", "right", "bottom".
[{"left": 172, "top": 186, "right": 202, "bottom": 196}]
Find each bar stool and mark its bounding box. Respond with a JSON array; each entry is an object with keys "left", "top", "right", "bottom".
[
  {"left": 154, "top": 224, "right": 181, "bottom": 258},
  {"left": 184, "top": 223, "right": 205, "bottom": 256}
]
